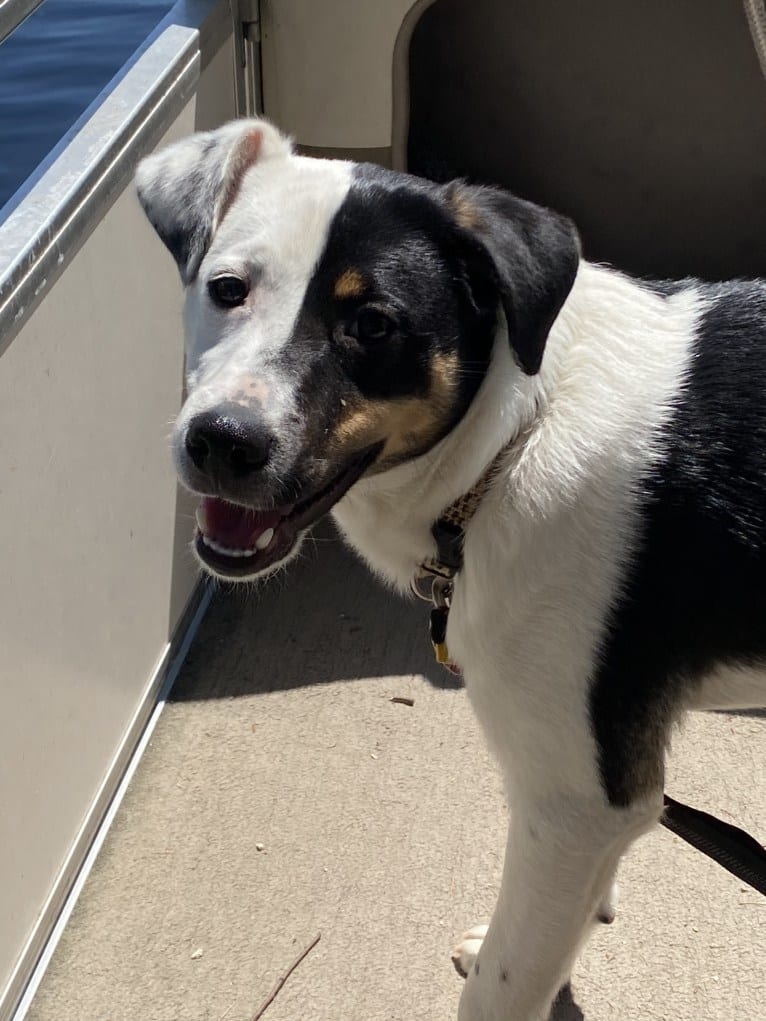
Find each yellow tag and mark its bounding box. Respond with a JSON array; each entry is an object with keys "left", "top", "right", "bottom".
[{"left": 433, "top": 641, "right": 451, "bottom": 664}]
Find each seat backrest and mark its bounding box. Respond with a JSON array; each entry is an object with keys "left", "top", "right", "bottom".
[{"left": 408, "top": 0, "right": 766, "bottom": 280}]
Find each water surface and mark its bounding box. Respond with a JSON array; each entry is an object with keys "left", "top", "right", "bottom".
[{"left": 0, "top": 0, "right": 173, "bottom": 210}]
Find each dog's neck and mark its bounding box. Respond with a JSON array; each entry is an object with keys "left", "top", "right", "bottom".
[
  {"left": 333, "top": 258, "right": 703, "bottom": 595},
  {"left": 332, "top": 299, "right": 553, "bottom": 594},
  {"left": 332, "top": 258, "right": 697, "bottom": 594}
]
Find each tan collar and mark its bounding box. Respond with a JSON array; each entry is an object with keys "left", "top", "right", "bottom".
[
  {"left": 410, "top": 444, "right": 511, "bottom": 671},
  {"left": 411, "top": 443, "right": 510, "bottom": 600}
]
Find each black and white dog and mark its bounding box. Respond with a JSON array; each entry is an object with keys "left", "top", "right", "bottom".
[{"left": 136, "top": 118, "right": 766, "bottom": 1021}]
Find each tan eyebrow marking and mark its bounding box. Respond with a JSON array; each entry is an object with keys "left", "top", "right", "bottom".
[
  {"left": 447, "top": 185, "right": 486, "bottom": 232},
  {"left": 334, "top": 268, "right": 366, "bottom": 299}
]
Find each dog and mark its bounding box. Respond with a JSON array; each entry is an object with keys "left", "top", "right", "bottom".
[{"left": 136, "top": 118, "right": 766, "bottom": 1021}]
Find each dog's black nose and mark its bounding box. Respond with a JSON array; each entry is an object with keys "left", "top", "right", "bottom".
[{"left": 185, "top": 405, "right": 273, "bottom": 477}]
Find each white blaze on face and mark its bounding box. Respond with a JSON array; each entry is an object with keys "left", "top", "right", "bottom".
[{"left": 179, "top": 154, "right": 353, "bottom": 431}]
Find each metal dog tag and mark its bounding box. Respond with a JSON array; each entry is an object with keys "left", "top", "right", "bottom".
[{"left": 429, "top": 605, "right": 451, "bottom": 664}]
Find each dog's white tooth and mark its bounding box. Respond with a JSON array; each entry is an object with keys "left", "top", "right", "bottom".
[
  {"left": 195, "top": 505, "right": 208, "bottom": 533},
  {"left": 206, "top": 536, "right": 230, "bottom": 555},
  {"left": 255, "top": 528, "right": 274, "bottom": 551},
  {"left": 200, "top": 532, "right": 261, "bottom": 559}
]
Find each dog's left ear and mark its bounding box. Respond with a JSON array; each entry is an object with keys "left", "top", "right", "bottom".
[
  {"left": 444, "top": 183, "right": 580, "bottom": 375},
  {"left": 135, "top": 118, "right": 291, "bottom": 284}
]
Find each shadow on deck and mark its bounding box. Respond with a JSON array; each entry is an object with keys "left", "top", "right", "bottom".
[{"left": 25, "top": 524, "right": 765, "bottom": 1021}]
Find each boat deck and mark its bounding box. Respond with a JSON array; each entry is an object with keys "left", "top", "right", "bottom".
[{"left": 26, "top": 530, "right": 765, "bottom": 1021}]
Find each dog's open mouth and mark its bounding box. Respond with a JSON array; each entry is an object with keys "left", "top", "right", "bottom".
[{"left": 193, "top": 445, "right": 381, "bottom": 578}]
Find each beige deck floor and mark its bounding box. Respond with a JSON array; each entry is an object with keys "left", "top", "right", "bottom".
[{"left": 27, "top": 530, "right": 765, "bottom": 1021}]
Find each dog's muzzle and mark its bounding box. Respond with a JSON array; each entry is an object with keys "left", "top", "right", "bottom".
[{"left": 178, "top": 403, "right": 382, "bottom": 579}]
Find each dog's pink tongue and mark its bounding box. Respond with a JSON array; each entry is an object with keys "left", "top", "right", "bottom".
[{"left": 197, "top": 497, "right": 283, "bottom": 547}]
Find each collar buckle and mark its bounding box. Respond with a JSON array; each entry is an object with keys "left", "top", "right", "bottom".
[{"left": 410, "top": 443, "right": 513, "bottom": 674}]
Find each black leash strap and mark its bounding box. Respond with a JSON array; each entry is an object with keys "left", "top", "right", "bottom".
[{"left": 661, "top": 794, "right": 766, "bottom": 896}]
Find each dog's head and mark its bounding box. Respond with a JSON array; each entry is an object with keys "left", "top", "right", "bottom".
[{"left": 136, "top": 118, "right": 578, "bottom": 580}]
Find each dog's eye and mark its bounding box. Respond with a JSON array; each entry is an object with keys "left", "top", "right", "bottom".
[
  {"left": 349, "top": 308, "right": 395, "bottom": 343},
  {"left": 208, "top": 274, "right": 249, "bottom": 308}
]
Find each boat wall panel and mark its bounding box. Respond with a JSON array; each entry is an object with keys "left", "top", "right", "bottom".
[
  {"left": 0, "top": 105, "right": 194, "bottom": 1011},
  {"left": 0, "top": 18, "right": 236, "bottom": 1018},
  {"left": 260, "top": 0, "right": 434, "bottom": 150}
]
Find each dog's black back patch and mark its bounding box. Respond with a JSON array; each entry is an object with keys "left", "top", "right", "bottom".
[{"left": 591, "top": 279, "right": 766, "bottom": 806}]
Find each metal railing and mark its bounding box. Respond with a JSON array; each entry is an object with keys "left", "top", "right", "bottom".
[{"left": 0, "top": 0, "right": 45, "bottom": 46}]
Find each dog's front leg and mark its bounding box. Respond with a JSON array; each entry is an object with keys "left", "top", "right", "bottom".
[{"left": 455, "top": 792, "right": 661, "bottom": 1021}]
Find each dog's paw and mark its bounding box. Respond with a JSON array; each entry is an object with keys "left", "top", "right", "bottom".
[
  {"left": 597, "top": 880, "right": 619, "bottom": 925},
  {"left": 451, "top": 923, "right": 489, "bottom": 978}
]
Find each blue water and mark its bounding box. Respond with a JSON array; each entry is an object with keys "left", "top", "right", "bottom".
[{"left": 0, "top": 0, "right": 174, "bottom": 209}]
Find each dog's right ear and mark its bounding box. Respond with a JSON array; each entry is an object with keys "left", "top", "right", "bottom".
[
  {"left": 135, "top": 118, "right": 291, "bottom": 284},
  {"left": 443, "top": 182, "right": 580, "bottom": 376}
]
